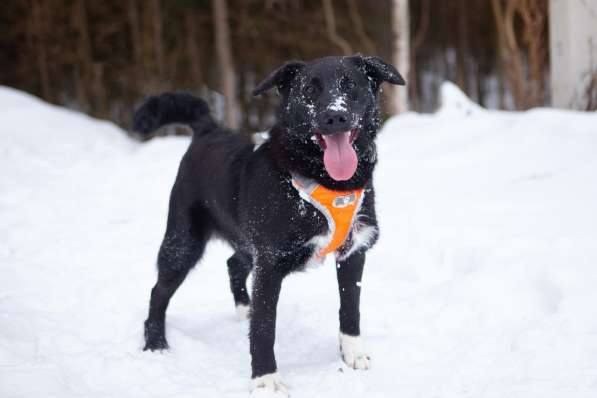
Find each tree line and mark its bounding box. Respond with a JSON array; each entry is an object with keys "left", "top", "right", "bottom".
[{"left": 0, "top": 0, "right": 551, "bottom": 134}]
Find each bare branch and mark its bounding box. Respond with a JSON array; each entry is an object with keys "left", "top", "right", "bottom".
[
  {"left": 346, "top": 0, "right": 376, "bottom": 54},
  {"left": 322, "top": 0, "right": 352, "bottom": 55}
]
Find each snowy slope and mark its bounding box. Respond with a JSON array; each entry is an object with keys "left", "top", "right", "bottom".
[{"left": 1, "top": 84, "right": 596, "bottom": 398}]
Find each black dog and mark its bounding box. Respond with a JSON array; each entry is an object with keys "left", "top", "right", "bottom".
[{"left": 133, "top": 55, "right": 404, "bottom": 394}]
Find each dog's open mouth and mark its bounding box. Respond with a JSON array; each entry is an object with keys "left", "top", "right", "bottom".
[{"left": 313, "top": 130, "right": 359, "bottom": 181}]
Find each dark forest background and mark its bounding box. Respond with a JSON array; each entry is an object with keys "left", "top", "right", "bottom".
[{"left": 0, "top": 0, "right": 550, "bottom": 133}]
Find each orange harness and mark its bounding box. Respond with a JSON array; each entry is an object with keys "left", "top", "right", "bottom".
[{"left": 291, "top": 174, "right": 364, "bottom": 259}]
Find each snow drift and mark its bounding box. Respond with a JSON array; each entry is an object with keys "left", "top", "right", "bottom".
[{"left": 1, "top": 84, "right": 597, "bottom": 397}]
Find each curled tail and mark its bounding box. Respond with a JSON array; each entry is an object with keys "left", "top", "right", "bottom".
[{"left": 132, "top": 92, "right": 216, "bottom": 137}]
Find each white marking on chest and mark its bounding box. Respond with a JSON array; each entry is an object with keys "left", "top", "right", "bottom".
[
  {"left": 304, "top": 230, "right": 332, "bottom": 268},
  {"left": 337, "top": 219, "right": 378, "bottom": 261},
  {"left": 304, "top": 219, "right": 377, "bottom": 266}
]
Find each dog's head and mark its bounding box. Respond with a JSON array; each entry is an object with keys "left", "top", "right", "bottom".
[{"left": 254, "top": 55, "right": 405, "bottom": 188}]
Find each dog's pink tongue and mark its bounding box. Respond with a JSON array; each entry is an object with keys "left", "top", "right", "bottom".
[{"left": 322, "top": 131, "right": 358, "bottom": 181}]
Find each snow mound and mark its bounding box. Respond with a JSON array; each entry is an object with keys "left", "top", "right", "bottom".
[
  {"left": 2, "top": 86, "right": 597, "bottom": 398},
  {"left": 437, "top": 81, "right": 483, "bottom": 117}
]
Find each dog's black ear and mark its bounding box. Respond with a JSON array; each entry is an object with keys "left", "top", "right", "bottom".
[
  {"left": 253, "top": 61, "right": 306, "bottom": 97},
  {"left": 349, "top": 54, "right": 406, "bottom": 89}
]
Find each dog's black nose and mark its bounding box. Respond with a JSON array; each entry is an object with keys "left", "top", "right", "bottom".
[{"left": 320, "top": 111, "right": 351, "bottom": 133}]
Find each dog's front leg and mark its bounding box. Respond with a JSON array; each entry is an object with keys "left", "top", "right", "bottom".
[
  {"left": 249, "top": 263, "right": 288, "bottom": 394},
  {"left": 336, "top": 251, "right": 371, "bottom": 369}
]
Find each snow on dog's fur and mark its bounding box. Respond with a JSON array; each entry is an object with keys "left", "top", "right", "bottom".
[{"left": 133, "top": 55, "right": 404, "bottom": 393}]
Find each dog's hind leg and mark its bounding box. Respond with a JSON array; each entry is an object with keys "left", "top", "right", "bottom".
[
  {"left": 143, "top": 204, "right": 211, "bottom": 351},
  {"left": 227, "top": 251, "right": 253, "bottom": 320}
]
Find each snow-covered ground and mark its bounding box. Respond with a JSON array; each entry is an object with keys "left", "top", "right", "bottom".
[{"left": 1, "top": 84, "right": 596, "bottom": 398}]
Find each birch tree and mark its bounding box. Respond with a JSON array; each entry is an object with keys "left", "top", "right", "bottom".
[{"left": 391, "top": 0, "right": 410, "bottom": 114}]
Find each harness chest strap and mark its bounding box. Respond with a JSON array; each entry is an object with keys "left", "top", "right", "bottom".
[{"left": 291, "top": 174, "right": 364, "bottom": 259}]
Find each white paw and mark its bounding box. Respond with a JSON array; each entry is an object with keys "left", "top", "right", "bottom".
[
  {"left": 339, "top": 333, "right": 371, "bottom": 370},
  {"left": 250, "top": 372, "right": 289, "bottom": 397},
  {"left": 235, "top": 304, "right": 250, "bottom": 321}
]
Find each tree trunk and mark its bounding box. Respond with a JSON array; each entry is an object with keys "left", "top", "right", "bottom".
[
  {"left": 184, "top": 12, "right": 203, "bottom": 87},
  {"left": 492, "top": 0, "right": 527, "bottom": 109},
  {"left": 456, "top": 0, "right": 469, "bottom": 93},
  {"left": 212, "top": 0, "right": 240, "bottom": 129},
  {"left": 346, "top": 0, "right": 375, "bottom": 54},
  {"left": 322, "top": 0, "right": 352, "bottom": 55},
  {"left": 550, "top": 0, "right": 597, "bottom": 109},
  {"left": 92, "top": 63, "right": 107, "bottom": 118},
  {"left": 127, "top": 0, "right": 142, "bottom": 65},
  {"left": 391, "top": 0, "right": 410, "bottom": 114},
  {"left": 73, "top": 0, "right": 92, "bottom": 110},
  {"left": 31, "top": 0, "right": 51, "bottom": 102},
  {"left": 150, "top": 0, "right": 164, "bottom": 77},
  {"left": 410, "top": 0, "right": 430, "bottom": 111},
  {"left": 519, "top": 0, "right": 547, "bottom": 107}
]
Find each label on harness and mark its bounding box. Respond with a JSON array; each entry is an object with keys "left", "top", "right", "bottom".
[{"left": 333, "top": 192, "right": 356, "bottom": 208}]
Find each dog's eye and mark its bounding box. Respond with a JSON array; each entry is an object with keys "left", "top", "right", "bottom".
[
  {"left": 303, "top": 84, "right": 316, "bottom": 95},
  {"left": 345, "top": 80, "right": 356, "bottom": 89}
]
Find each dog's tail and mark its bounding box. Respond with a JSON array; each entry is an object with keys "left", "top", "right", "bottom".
[{"left": 132, "top": 92, "right": 216, "bottom": 137}]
